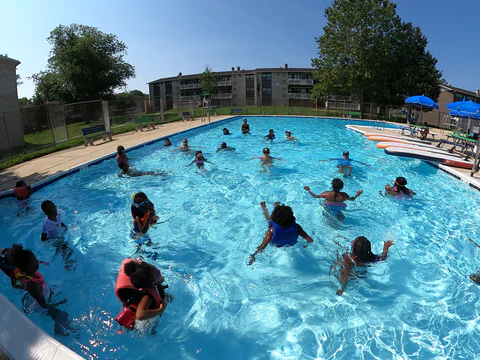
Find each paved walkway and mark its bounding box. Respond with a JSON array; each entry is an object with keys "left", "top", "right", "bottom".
[
  {"left": 0, "top": 116, "right": 232, "bottom": 192},
  {"left": 1, "top": 118, "right": 480, "bottom": 193}
]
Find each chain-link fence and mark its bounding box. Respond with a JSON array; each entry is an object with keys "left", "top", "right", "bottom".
[{"left": 1, "top": 95, "right": 464, "bottom": 166}]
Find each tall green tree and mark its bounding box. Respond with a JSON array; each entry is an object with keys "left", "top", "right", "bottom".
[
  {"left": 31, "top": 24, "right": 135, "bottom": 103},
  {"left": 200, "top": 66, "right": 217, "bottom": 97},
  {"left": 312, "top": 0, "right": 441, "bottom": 113}
]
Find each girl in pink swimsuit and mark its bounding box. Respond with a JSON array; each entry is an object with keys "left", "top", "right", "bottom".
[{"left": 188, "top": 151, "right": 211, "bottom": 171}]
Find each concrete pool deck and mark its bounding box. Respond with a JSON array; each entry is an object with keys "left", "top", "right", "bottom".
[
  {"left": 0, "top": 115, "right": 233, "bottom": 192},
  {"left": 1, "top": 117, "right": 480, "bottom": 193}
]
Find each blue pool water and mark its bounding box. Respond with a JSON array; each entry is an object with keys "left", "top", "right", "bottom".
[{"left": 1, "top": 116, "right": 480, "bottom": 359}]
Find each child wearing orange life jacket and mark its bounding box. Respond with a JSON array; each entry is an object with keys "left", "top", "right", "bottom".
[
  {"left": 114, "top": 258, "right": 167, "bottom": 330},
  {"left": 8, "top": 247, "right": 74, "bottom": 336},
  {"left": 14, "top": 180, "right": 32, "bottom": 213},
  {"left": 131, "top": 192, "right": 158, "bottom": 250}
]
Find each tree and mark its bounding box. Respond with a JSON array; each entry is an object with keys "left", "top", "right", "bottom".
[
  {"left": 18, "top": 97, "right": 33, "bottom": 106},
  {"left": 200, "top": 66, "right": 217, "bottom": 97},
  {"left": 312, "top": 0, "right": 441, "bottom": 114},
  {"left": 31, "top": 24, "right": 135, "bottom": 103}
]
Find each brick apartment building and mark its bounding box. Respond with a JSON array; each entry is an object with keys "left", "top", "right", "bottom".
[
  {"left": 0, "top": 55, "right": 24, "bottom": 151},
  {"left": 148, "top": 64, "right": 317, "bottom": 110}
]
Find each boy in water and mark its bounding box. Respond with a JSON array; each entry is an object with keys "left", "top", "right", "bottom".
[
  {"left": 40, "top": 200, "right": 75, "bottom": 270},
  {"left": 131, "top": 192, "right": 158, "bottom": 251},
  {"left": 321, "top": 151, "right": 369, "bottom": 177},
  {"left": 216, "top": 142, "right": 236, "bottom": 152},
  {"left": 263, "top": 129, "right": 276, "bottom": 141},
  {"left": 241, "top": 118, "right": 251, "bottom": 134},
  {"left": 248, "top": 201, "right": 313, "bottom": 265},
  {"left": 251, "top": 147, "right": 283, "bottom": 173}
]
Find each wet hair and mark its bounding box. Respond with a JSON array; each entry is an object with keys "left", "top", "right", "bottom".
[
  {"left": 394, "top": 177, "right": 409, "bottom": 193},
  {"left": 332, "top": 178, "right": 344, "bottom": 201},
  {"left": 124, "top": 261, "right": 155, "bottom": 289},
  {"left": 117, "top": 145, "right": 125, "bottom": 154},
  {"left": 15, "top": 180, "right": 26, "bottom": 188},
  {"left": 13, "top": 249, "right": 37, "bottom": 273},
  {"left": 41, "top": 200, "right": 55, "bottom": 213},
  {"left": 270, "top": 204, "right": 295, "bottom": 228},
  {"left": 223, "top": 128, "right": 229, "bottom": 132},
  {"left": 119, "top": 162, "right": 129, "bottom": 171},
  {"left": 351, "top": 236, "right": 377, "bottom": 263},
  {"left": 133, "top": 192, "right": 148, "bottom": 204},
  {"left": 195, "top": 151, "right": 203, "bottom": 157},
  {"left": 182, "top": 138, "right": 188, "bottom": 142},
  {"left": 164, "top": 138, "right": 171, "bottom": 145},
  {"left": 269, "top": 129, "right": 274, "bottom": 133},
  {"left": 221, "top": 142, "right": 227, "bottom": 148}
]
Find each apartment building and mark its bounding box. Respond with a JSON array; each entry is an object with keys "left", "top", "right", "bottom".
[
  {"left": 148, "top": 64, "right": 316, "bottom": 110},
  {"left": 422, "top": 84, "right": 480, "bottom": 126}
]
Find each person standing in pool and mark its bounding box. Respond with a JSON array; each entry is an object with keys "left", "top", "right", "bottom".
[
  {"left": 41, "top": 200, "right": 75, "bottom": 270},
  {"left": 116, "top": 146, "right": 130, "bottom": 169},
  {"left": 263, "top": 129, "right": 276, "bottom": 141},
  {"left": 304, "top": 179, "right": 362, "bottom": 221},
  {"left": 174, "top": 138, "right": 191, "bottom": 153},
  {"left": 250, "top": 147, "right": 283, "bottom": 173},
  {"left": 11, "top": 247, "right": 75, "bottom": 336},
  {"left": 248, "top": 201, "right": 313, "bottom": 265},
  {"left": 114, "top": 258, "right": 168, "bottom": 330},
  {"left": 188, "top": 151, "right": 212, "bottom": 171},
  {"left": 13, "top": 180, "right": 33, "bottom": 214},
  {"left": 334, "top": 236, "right": 394, "bottom": 296},
  {"left": 285, "top": 130, "right": 297, "bottom": 141},
  {"left": 383, "top": 177, "right": 416, "bottom": 198},
  {"left": 321, "top": 151, "right": 369, "bottom": 177},
  {"left": 241, "top": 118, "right": 251, "bottom": 134},
  {"left": 131, "top": 192, "right": 158, "bottom": 251}
]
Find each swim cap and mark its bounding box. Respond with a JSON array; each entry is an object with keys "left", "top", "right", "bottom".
[
  {"left": 343, "top": 151, "right": 349, "bottom": 156},
  {"left": 285, "top": 130, "right": 292, "bottom": 134},
  {"left": 263, "top": 148, "right": 270, "bottom": 153}
]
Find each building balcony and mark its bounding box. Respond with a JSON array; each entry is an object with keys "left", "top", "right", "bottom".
[
  {"left": 328, "top": 95, "right": 352, "bottom": 102},
  {"left": 180, "top": 95, "right": 200, "bottom": 100},
  {"left": 288, "top": 93, "right": 312, "bottom": 99},
  {"left": 212, "top": 93, "right": 232, "bottom": 99},
  {"left": 288, "top": 79, "right": 314, "bottom": 86},
  {"left": 217, "top": 80, "right": 232, "bottom": 87},
  {"left": 179, "top": 83, "right": 201, "bottom": 90}
]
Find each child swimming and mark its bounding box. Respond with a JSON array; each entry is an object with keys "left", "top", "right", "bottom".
[
  {"left": 241, "top": 118, "right": 251, "bottom": 134},
  {"left": 263, "top": 129, "right": 276, "bottom": 141},
  {"left": 250, "top": 148, "right": 283, "bottom": 173},
  {"left": 188, "top": 151, "right": 212, "bottom": 171},
  {"left": 321, "top": 151, "right": 369, "bottom": 177},
  {"left": 248, "top": 201, "right": 313, "bottom": 265},
  {"left": 285, "top": 130, "right": 297, "bottom": 141},
  {"left": 383, "top": 177, "right": 416, "bottom": 198},
  {"left": 131, "top": 192, "right": 158, "bottom": 251}
]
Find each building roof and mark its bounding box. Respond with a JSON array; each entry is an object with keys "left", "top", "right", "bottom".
[
  {"left": 440, "top": 84, "right": 478, "bottom": 97},
  {"left": 0, "top": 55, "right": 20, "bottom": 66},
  {"left": 148, "top": 66, "right": 315, "bottom": 84}
]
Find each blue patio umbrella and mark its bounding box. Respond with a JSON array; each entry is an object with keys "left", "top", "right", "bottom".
[
  {"left": 446, "top": 99, "right": 480, "bottom": 113},
  {"left": 405, "top": 95, "right": 439, "bottom": 123},
  {"left": 405, "top": 95, "right": 439, "bottom": 110},
  {"left": 449, "top": 110, "right": 480, "bottom": 120}
]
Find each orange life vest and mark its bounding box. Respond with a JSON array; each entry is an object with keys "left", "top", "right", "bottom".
[
  {"left": 114, "top": 258, "right": 162, "bottom": 309},
  {"left": 13, "top": 186, "right": 30, "bottom": 200}
]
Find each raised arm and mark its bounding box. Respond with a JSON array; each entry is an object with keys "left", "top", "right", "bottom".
[
  {"left": 345, "top": 190, "right": 363, "bottom": 201},
  {"left": 379, "top": 240, "right": 394, "bottom": 260},
  {"left": 248, "top": 227, "right": 273, "bottom": 265},
  {"left": 304, "top": 186, "right": 325, "bottom": 199}
]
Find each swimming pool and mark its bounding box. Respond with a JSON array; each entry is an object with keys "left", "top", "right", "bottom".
[{"left": 1, "top": 116, "right": 480, "bottom": 359}]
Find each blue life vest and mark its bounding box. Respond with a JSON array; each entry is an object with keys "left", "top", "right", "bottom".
[{"left": 269, "top": 221, "right": 298, "bottom": 247}]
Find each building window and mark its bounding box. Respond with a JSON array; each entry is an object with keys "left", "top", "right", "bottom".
[
  {"left": 245, "top": 74, "right": 254, "bottom": 80},
  {"left": 262, "top": 88, "right": 272, "bottom": 94},
  {"left": 262, "top": 73, "right": 272, "bottom": 80}
]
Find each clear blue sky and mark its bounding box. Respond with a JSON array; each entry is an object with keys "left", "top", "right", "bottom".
[{"left": 1, "top": 0, "right": 479, "bottom": 99}]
